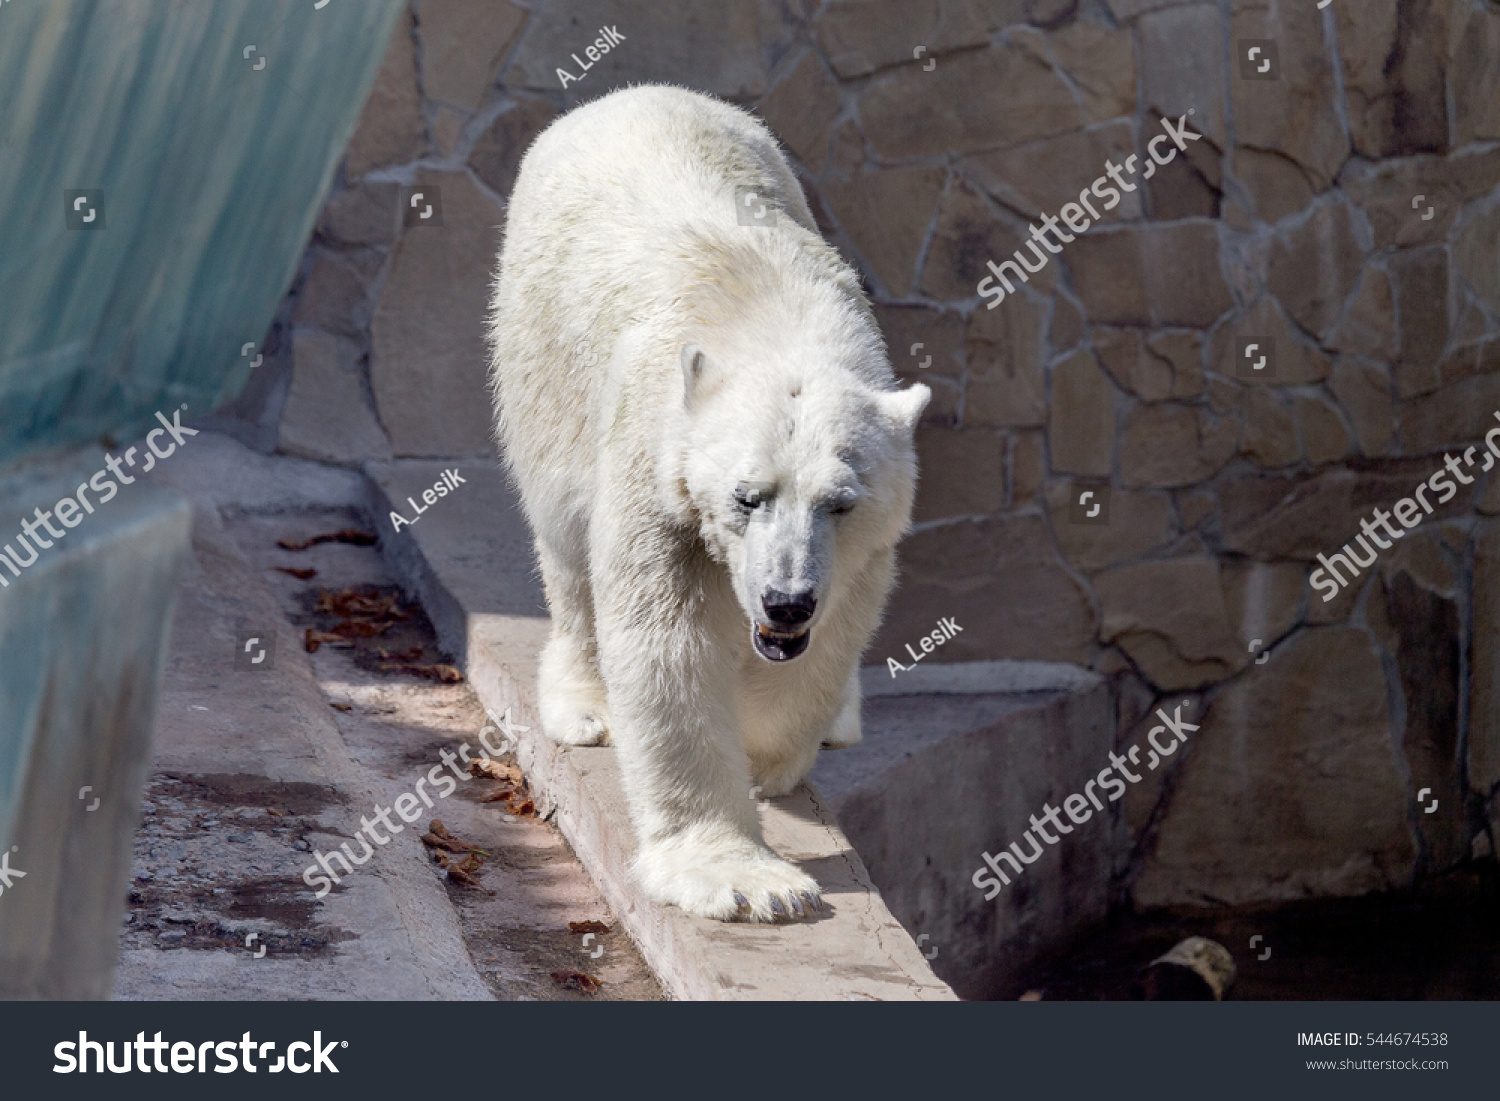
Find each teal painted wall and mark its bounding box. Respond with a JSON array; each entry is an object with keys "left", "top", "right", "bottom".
[{"left": 0, "top": 0, "right": 403, "bottom": 465}]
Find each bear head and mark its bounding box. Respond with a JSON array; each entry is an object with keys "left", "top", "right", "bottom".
[{"left": 675, "top": 336, "right": 928, "bottom": 664}]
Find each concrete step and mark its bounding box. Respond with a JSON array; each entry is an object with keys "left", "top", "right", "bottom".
[
  {"left": 114, "top": 434, "right": 661, "bottom": 1000},
  {"left": 813, "top": 662, "right": 1116, "bottom": 1000},
  {"left": 114, "top": 497, "right": 492, "bottom": 1000},
  {"left": 365, "top": 459, "right": 957, "bottom": 1001}
]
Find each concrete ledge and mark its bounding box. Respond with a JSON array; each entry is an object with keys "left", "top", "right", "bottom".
[
  {"left": 815, "top": 665, "right": 1116, "bottom": 1000},
  {"left": 363, "top": 459, "right": 545, "bottom": 664},
  {"left": 366, "top": 460, "right": 955, "bottom": 1000},
  {"left": 861, "top": 659, "right": 1103, "bottom": 697}
]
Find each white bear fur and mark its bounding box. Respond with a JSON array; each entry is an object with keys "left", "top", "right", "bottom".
[{"left": 487, "top": 85, "right": 928, "bottom": 923}]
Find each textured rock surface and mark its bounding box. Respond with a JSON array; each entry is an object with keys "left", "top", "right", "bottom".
[
  {"left": 419, "top": 0, "right": 527, "bottom": 110},
  {"left": 1067, "top": 222, "right": 1233, "bottom": 328},
  {"left": 860, "top": 41, "right": 1085, "bottom": 160},
  {"left": 1470, "top": 527, "right": 1500, "bottom": 818},
  {"left": 343, "top": 7, "right": 426, "bottom": 178},
  {"left": 1134, "top": 629, "right": 1417, "bottom": 907},
  {"left": 815, "top": 0, "right": 996, "bottom": 79},
  {"left": 1377, "top": 534, "right": 1466, "bottom": 870},
  {"left": 278, "top": 331, "right": 392, "bottom": 463},
  {"left": 467, "top": 95, "right": 558, "bottom": 199},
  {"left": 370, "top": 171, "right": 500, "bottom": 457},
  {"left": 1095, "top": 556, "right": 1248, "bottom": 689},
  {"left": 506, "top": 0, "right": 787, "bottom": 100},
  {"left": 873, "top": 514, "right": 1097, "bottom": 664},
  {"left": 1049, "top": 350, "right": 1117, "bottom": 476},
  {"left": 821, "top": 166, "right": 946, "bottom": 295}
]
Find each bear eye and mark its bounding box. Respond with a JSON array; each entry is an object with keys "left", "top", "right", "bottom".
[
  {"left": 733, "top": 486, "right": 768, "bottom": 511},
  {"left": 825, "top": 488, "right": 858, "bottom": 516}
]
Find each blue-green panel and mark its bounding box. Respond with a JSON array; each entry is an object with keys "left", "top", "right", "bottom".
[{"left": 0, "top": 0, "right": 403, "bottom": 465}]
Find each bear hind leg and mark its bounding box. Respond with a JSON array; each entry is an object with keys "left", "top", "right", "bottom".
[
  {"left": 536, "top": 540, "right": 611, "bottom": 747},
  {"left": 819, "top": 669, "right": 862, "bottom": 750}
]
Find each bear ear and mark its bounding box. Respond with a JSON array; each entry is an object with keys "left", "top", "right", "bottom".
[
  {"left": 681, "top": 344, "right": 718, "bottom": 407},
  {"left": 877, "top": 383, "right": 930, "bottom": 435}
]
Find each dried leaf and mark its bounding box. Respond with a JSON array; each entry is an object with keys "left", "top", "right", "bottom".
[
  {"left": 304, "top": 629, "right": 347, "bottom": 653},
  {"left": 330, "top": 702, "right": 352, "bottom": 712},
  {"left": 550, "top": 969, "right": 602, "bottom": 994},
  {"left": 447, "top": 865, "right": 494, "bottom": 894},
  {"left": 266, "top": 808, "right": 285, "bottom": 818},
  {"left": 507, "top": 799, "right": 535, "bottom": 818},
  {"left": 273, "top": 567, "right": 318, "bottom": 579},
  {"left": 377, "top": 645, "right": 423, "bottom": 662},
  {"left": 378, "top": 662, "right": 463, "bottom": 684},
  {"left": 469, "top": 758, "right": 522, "bottom": 784},
  {"left": 420, "top": 819, "right": 477, "bottom": 853},
  {"left": 314, "top": 588, "right": 408, "bottom": 620},
  {"left": 331, "top": 620, "right": 386, "bottom": 639},
  {"left": 278, "top": 529, "right": 378, "bottom": 552},
  {"left": 452, "top": 851, "right": 485, "bottom": 876},
  {"left": 568, "top": 920, "right": 610, "bottom": 935},
  {"left": 479, "top": 789, "right": 515, "bottom": 804}
]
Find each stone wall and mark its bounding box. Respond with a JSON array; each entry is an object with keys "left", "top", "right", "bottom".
[{"left": 219, "top": 0, "right": 1500, "bottom": 912}]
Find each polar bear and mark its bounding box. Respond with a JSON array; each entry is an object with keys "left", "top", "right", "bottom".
[{"left": 487, "top": 85, "right": 928, "bottom": 922}]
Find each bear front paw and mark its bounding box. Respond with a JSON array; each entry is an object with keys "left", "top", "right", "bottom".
[
  {"left": 539, "top": 636, "right": 611, "bottom": 745},
  {"left": 540, "top": 706, "right": 611, "bottom": 746},
  {"left": 635, "top": 841, "right": 822, "bottom": 923}
]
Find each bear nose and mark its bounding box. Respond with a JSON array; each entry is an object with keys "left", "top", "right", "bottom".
[{"left": 763, "top": 589, "right": 816, "bottom": 627}]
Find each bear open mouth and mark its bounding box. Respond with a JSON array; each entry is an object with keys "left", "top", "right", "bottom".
[{"left": 753, "top": 622, "right": 811, "bottom": 662}]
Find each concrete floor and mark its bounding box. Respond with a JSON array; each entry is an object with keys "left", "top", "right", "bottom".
[{"left": 113, "top": 435, "right": 661, "bottom": 1001}]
